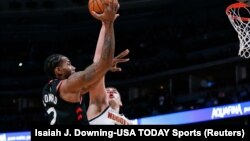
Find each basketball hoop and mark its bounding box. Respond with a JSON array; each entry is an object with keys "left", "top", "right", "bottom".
[{"left": 226, "top": 2, "right": 250, "bottom": 58}]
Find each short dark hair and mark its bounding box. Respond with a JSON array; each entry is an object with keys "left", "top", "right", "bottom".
[{"left": 44, "top": 54, "right": 64, "bottom": 79}]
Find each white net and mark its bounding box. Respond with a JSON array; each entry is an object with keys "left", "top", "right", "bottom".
[{"left": 226, "top": 2, "right": 250, "bottom": 58}]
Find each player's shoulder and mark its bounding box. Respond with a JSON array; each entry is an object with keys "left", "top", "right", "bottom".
[
  {"left": 43, "top": 79, "right": 62, "bottom": 92},
  {"left": 48, "top": 79, "right": 62, "bottom": 87}
]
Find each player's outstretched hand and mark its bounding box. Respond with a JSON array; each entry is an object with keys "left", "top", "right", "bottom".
[
  {"left": 110, "top": 49, "right": 129, "bottom": 72},
  {"left": 91, "top": 0, "right": 120, "bottom": 22}
]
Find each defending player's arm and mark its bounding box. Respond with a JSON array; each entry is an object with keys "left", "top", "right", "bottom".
[
  {"left": 60, "top": 1, "right": 119, "bottom": 95},
  {"left": 89, "top": 22, "right": 106, "bottom": 103},
  {"left": 89, "top": 22, "right": 130, "bottom": 99}
]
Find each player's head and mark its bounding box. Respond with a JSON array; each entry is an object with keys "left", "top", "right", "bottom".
[
  {"left": 106, "top": 87, "right": 123, "bottom": 109},
  {"left": 44, "top": 54, "right": 76, "bottom": 80}
]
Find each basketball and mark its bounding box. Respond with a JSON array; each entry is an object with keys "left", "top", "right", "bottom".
[{"left": 88, "top": 0, "right": 104, "bottom": 14}]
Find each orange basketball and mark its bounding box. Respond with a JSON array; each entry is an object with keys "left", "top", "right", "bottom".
[{"left": 88, "top": 0, "right": 104, "bottom": 14}]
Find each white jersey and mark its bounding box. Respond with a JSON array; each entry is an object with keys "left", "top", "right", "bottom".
[{"left": 89, "top": 106, "right": 132, "bottom": 125}]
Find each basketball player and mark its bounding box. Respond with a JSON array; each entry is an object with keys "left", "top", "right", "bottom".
[
  {"left": 42, "top": 0, "right": 120, "bottom": 125},
  {"left": 87, "top": 21, "right": 133, "bottom": 125}
]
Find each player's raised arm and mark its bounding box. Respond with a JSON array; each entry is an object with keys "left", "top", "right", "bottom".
[{"left": 60, "top": 0, "right": 120, "bottom": 95}]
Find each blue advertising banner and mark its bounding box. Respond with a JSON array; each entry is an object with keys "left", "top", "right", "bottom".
[{"left": 134, "top": 101, "right": 250, "bottom": 125}]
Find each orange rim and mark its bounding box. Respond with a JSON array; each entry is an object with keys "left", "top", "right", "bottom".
[{"left": 226, "top": 2, "right": 250, "bottom": 22}]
